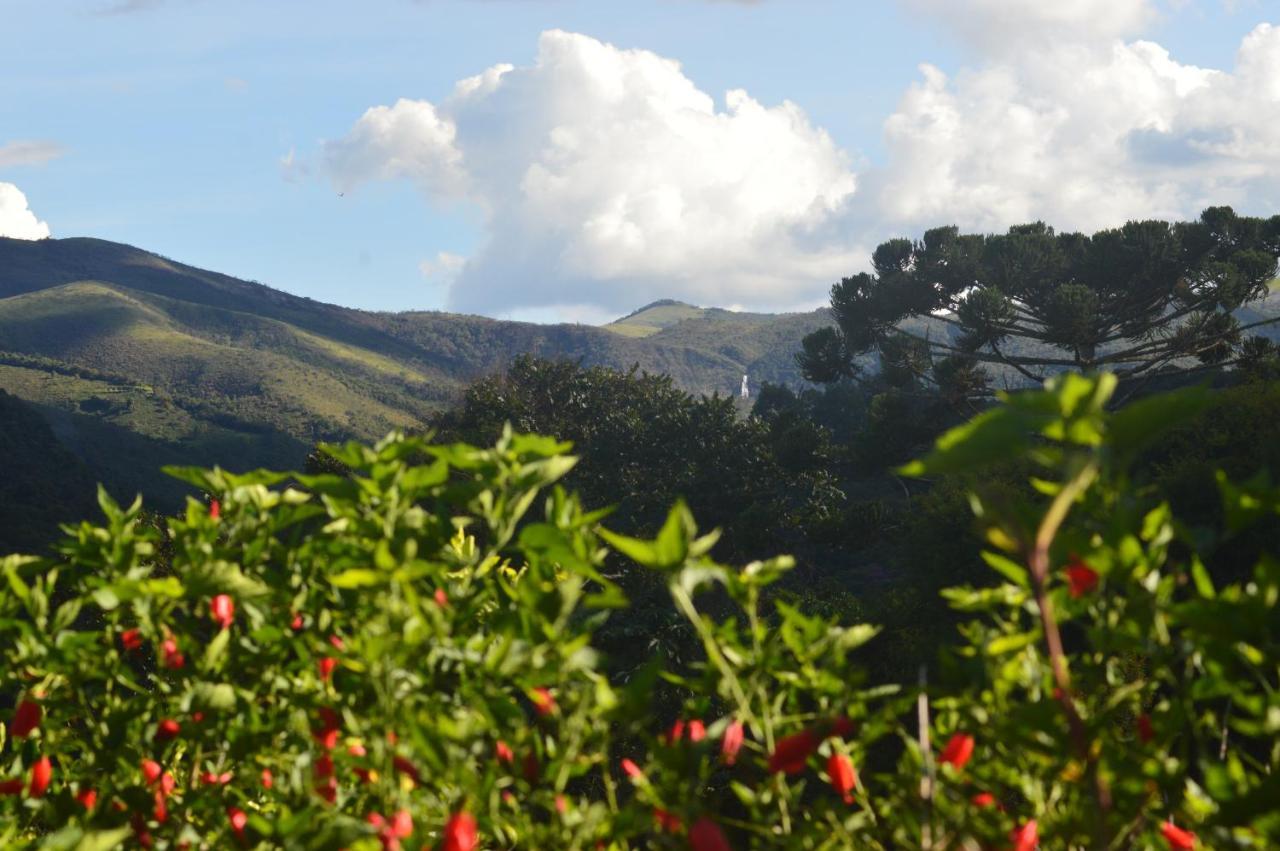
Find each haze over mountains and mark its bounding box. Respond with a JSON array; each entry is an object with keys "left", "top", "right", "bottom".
[{"left": 0, "top": 235, "right": 832, "bottom": 516}]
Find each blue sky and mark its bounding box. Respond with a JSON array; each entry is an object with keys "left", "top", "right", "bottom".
[{"left": 2, "top": 0, "right": 1276, "bottom": 321}]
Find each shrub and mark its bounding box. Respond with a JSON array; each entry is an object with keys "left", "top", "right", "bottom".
[{"left": 1, "top": 375, "right": 1277, "bottom": 848}]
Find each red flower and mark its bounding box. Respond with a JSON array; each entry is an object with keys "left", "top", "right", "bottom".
[
  {"left": 434, "top": 588, "right": 449, "bottom": 608},
  {"left": 261, "top": 769, "right": 273, "bottom": 789},
  {"left": 11, "top": 699, "right": 41, "bottom": 738},
  {"left": 530, "top": 687, "right": 557, "bottom": 716},
  {"left": 29, "top": 756, "right": 52, "bottom": 798},
  {"left": 209, "top": 499, "right": 221, "bottom": 521},
  {"left": 315, "top": 754, "right": 335, "bottom": 778},
  {"left": 228, "top": 806, "right": 248, "bottom": 839},
  {"left": 555, "top": 794, "right": 568, "bottom": 814},
  {"left": 768, "top": 729, "right": 819, "bottom": 775},
  {"left": 161, "top": 638, "right": 185, "bottom": 669},
  {"left": 1161, "top": 821, "right": 1197, "bottom": 850},
  {"left": 441, "top": 811, "right": 478, "bottom": 851},
  {"left": 141, "top": 759, "right": 163, "bottom": 785},
  {"left": 1137, "top": 713, "right": 1155, "bottom": 743},
  {"left": 328, "top": 634, "right": 344, "bottom": 650},
  {"left": 495, "top": 740, "right": 514, "bottom": 764},
  {"left": 201, "top": 771, "right": 233, "bottom": 786},
  {"left": 77, "top": 788, "right": 98, "bottom": 809},
  {"left": 971, "top": 792, "right": 996, "bottom": 808},
  {"left": 1064, "top": 556, "right": 1099, "bottom": 598},
  {"left": 211, "top": 594, "right": 235, "bottom": 630},
  {"left": 1011, "top": 820, "right": 1038, "bottom": 851},
  {"left": 939, "top": 733, "right": 975, "bottom": 770},
  {"left": 826, "top": 752, "right": 857, "bottom": 804},
  {"left": 153, "top": 790, "right": 168, "bottom": 823},
  {"left": 830, "top": 716, "right": 857, "bottom": 738},
  {"left": 0, "top": 779, "right": 22, "bottom": 795},
  {"left": 159, "top": 771, "right": 176, "bottom": 796},
  {"left": 654, "top": 808, "right": 683, "bottom": 833},
  {"left": 689, "top": 817, "right": 732, "bottom": 851},
  {"left": 155, "top": 719, "right": 181, "bottom": 741},
  {"left": 620, "top": 758, "right": 645, "bottom": 781},
  {"left": 315, "top": 776, "right": 337, "bottom": 803},
  {"left": 391, "top": 810, "right": 412, "bottom": 839},
  {"left": 721, "top": 719, "right": 745, "bottom": 766},
  {"left": 120, "top": 628, "right": 144, "bottom": 652},
  {"left": 392, "top": 755, "right": 421, "bottom": 784},
  {"left": 687, "top": 719, "right": 707, "bottom": 743},
  {"left": 318, "top": 656, "right": 338, "bottom": 681},
  {"left": 348, "top": 742, "right": 367, "bottom": 757},
  {"left": 291, "top": 613, "right": 305, "bottom": 631}
]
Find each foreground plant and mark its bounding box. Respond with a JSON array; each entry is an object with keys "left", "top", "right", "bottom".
[{"left": 1, "top": 375, "right": 1277, "bottom": 849}]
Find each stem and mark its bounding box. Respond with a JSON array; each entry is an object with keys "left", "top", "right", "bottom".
[{"left": 1025, "top": 461, "right": 1113, "bottom": 838}]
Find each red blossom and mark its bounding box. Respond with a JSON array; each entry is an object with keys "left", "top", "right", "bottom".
[
  {"left": 315, "top": 775, "right": 337, "bottom": 803},
  {"left": 530, "top": 687, "right": 557, "bottom": 717},
  {"left": 155, "top": 719, "right": 181, "bottom": 742},
  {"left": 391, "top": 809, "right": 413, "bottom": 839},
  {"left": 211, "top": 594, "right": 235, "bottom": 630},
  {"left": 971, "top": 792, "right": 997, "bottom": 808},
  {"left": 654, "top": 808, "right": 683, "bottom": 833},
  {"left": 318, "top": 656, "right": 338, "bottom": 681},
  {"left": 689, "top": 817, "right": 732, "bottom": 851},
  {"left": 768, "top": 729, "right": 819, "bottom": 775},
  {"left": 153, "top": 790, "right": 168, "bottom": 823},
  {"left": 687, "top": 719, "right": 707, "bottom": 742},
  {"left": 721, "top": 719, "right": 745, "bottom": 766},
  {"left": 668, "top": 719, "right": 685, "bottom": 743},
  {"left": 11, "top": 699, "right": 41, "bottom": 738},
  {"left": 620, "top": 758, "right": 645, "bottom": 781},
  {"left": 1064, "top": 556, "right": 1099, "bottom": 598},
  {"left": 826, "top": 752, "right": 857, "bottom": 804},
  {"left": 441, "top": 811, "right": 478, "bottom": 851},
  {"left": 228, "top": 806, "right": 248, "bottom": 839},
  {"left": 1162, "top": 821, "right": 1197, "bottom": 850},
  {"left": 0, "top": 779, "right": 22, "bottom": 795},
  {"left": 141, "top": 759, "right": 163, "bottom": 785},
  {"left": 76, "top": 788, "right": 98, "bottom": 809},
  {"left": 209, "top": 499, "right": 221, "bottom": 521},
  {"left": 261, "top": 769, "right": 273, "bottom": 789},
  {"left": 315, "top": 754, "right": 335, "bottom": 778},
  {"left": 328, "top": 634, "right": 344, "bottom": 650},
  {"left": 434, "top": 588, "right": 449, "bottom": 607},
  {"left": 29, "top": 756, "right": 52, "bottom": 798},
  {"left": 348, "top": 742, "right": 367, "bottom": 757},
  {"left": 1011, "top": 820, "right": 1039, "bottom": 851},
  {"left": 159, "top": 772, "right": 176, "bottom": 796},
  {"left": 830, "top": 716, "right": 857, "bottom": 738},
  {"left": 939, "top": 733, "right": 975, "bottom": 770},
  {"left": 1138, "top": 713, "right": 1155, "bottom": 743},
  {"left": 392, "top": 755, "right": 421, "bottom": 784},
  {"left": 555, "top": 794, "right": 568, "bottom": 814},
  {"left": 291, "top": 613, "right": 305, "bottom": 631},
  {"left": 495, "top": 740, "right": 514, "bottom": 764},
  {"left": 120, "top": 629, "right": 144, "bottom": 652},
  {"left": 161, "top": 638, "right": 185, "bottom": 670}
]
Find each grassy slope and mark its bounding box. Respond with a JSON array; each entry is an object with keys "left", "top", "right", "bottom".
[{"left": 0, "top": 238, "right": 834, "bottom": 510}]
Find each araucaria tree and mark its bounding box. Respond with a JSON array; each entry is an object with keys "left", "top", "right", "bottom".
[{"left": 798, "top": 207, "right": 1280, "bottom": 396}]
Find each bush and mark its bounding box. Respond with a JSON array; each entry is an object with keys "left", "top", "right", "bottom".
[{"left": 1, "top": 376, "right": 1277, "bottom": 848}]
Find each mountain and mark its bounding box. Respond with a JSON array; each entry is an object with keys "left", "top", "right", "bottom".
[{"left": 0, "top": 236, "right": 831, "bottom": 516}]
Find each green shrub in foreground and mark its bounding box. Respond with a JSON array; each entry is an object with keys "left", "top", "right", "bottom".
[{"left": 1, "top": 374, "right": 1277, "bottom": 849}]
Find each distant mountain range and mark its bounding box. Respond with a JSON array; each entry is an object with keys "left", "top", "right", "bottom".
[{"left": 0, "top": 236, "right": 832, "bottom": 517}]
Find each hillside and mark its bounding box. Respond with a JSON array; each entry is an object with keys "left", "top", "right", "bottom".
[{"left": 0, "top": 237, "right": 831, "bottom": 511}]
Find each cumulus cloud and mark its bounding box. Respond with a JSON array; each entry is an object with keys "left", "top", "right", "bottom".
[
  {"left": 0, "top": 140, "right": 64, "bottom": 168},
  {"left": 0, "top": 183, "right": 52, "bottom": 240},
  {"left": 867, "top": 19, "right": 1280, "bottom": 235},
  {"left": 324, "top": 30, "right": 858, "bottom": 315},
  {"left": 324, "top": 12, "right": 1280, "bottom": 317}
]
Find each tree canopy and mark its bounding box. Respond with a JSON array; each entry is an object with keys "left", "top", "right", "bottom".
[{"left": 798, "top": 207, "right": 1280, "bottom": 396}]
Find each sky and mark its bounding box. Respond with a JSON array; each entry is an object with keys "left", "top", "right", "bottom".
[{"left": 2, "top": 0, "right": 1277, "bottom": 323}]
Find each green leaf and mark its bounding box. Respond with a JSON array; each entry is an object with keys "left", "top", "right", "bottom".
[
  {"left": 329, "top": 569, "right": 384, "bottom": 589},
  {"left": 202, "top": 628, "right": 230, "bottom": 672},
  {"left": 981, "top": 551, "right": 1029, "bottom": 587},
  {"left": 74, "top": 827, "right": 133, "bottom": 851},
  {"left": 1108, "top": 384, "right": 1213, "bottom": 456},
  {"left": 899, "top": 406, "right": 1048, "bottom": 477}
]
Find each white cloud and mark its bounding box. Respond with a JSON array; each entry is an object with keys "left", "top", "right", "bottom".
[
  {"left": 867, "top": 19, "right": 1280, "bottom": 235},
  {"left": 323, "top": 14, "right": 1279, "bottom": 318},
  {"left": 418, "top": 250, "right": 467, "bottom": 280},
  {"left": 324, "top": 30, "right": 858, "bottom": 315},
  {"left": 0, "top": 140, "right": 64, "bottom": 168},
  {"left": 0, "top": 183, "right": 52, "bottom": 240}
]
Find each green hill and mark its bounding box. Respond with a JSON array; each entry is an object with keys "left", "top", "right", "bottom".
[{"left": 0, "top": 237, "right": 833, "bottom": 513}]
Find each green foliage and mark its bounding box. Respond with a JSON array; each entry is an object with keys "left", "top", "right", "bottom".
[
  {"left": 801, "top": 207, "right": 1280, "bottom": 392},
  {"left": 1, "top": 373, "right": 1278, "bottom": 849}
]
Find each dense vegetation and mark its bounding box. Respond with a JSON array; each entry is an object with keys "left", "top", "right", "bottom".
[
  {"left": 799, "top": 207, "right": 1280, "bottom": 397},
  {"left": 0, "top": 237, "right": 830, "bottom": 516},
  {"left": 2, "top": 374, "right": 1277, "bottom": 849}
]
